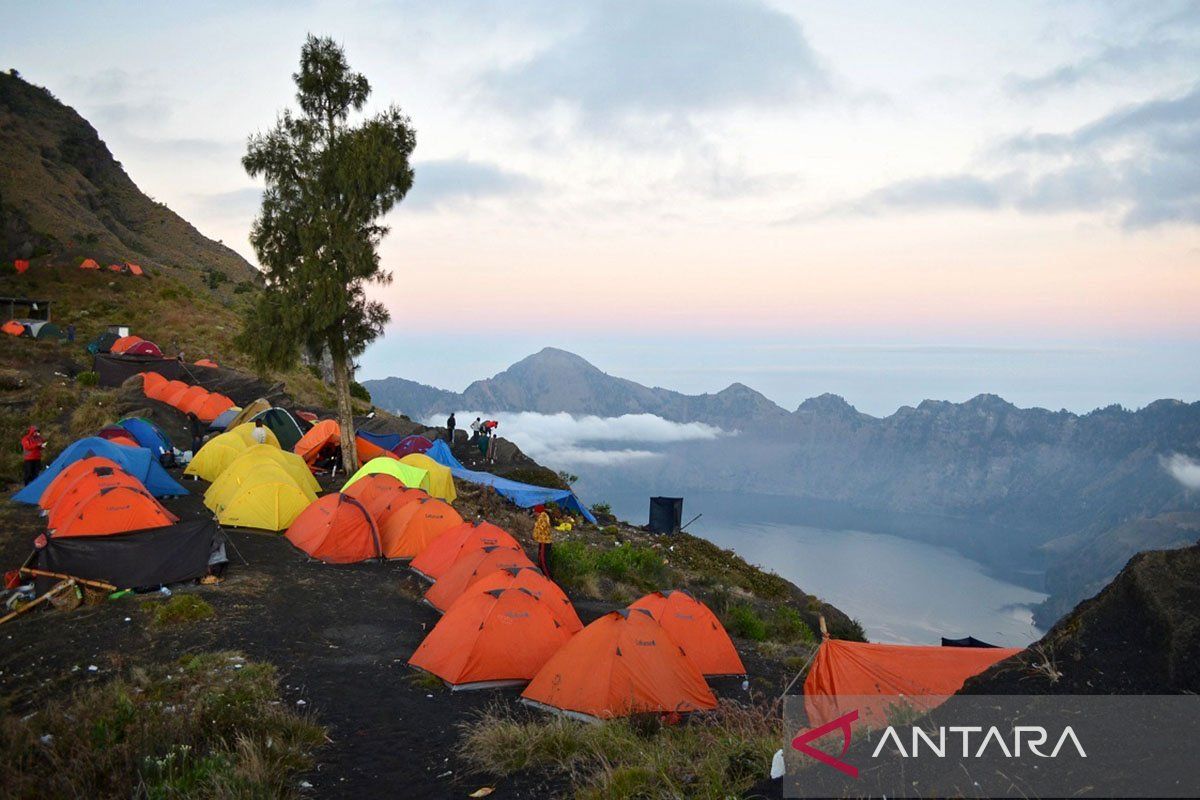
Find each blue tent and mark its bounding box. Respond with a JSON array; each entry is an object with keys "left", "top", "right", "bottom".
[
  {"left": 425, "top": 440, "right": 596, "bottom": 523},
  {"left": 208, "top": 407, "right": 240, "bottom": 432},
  {"left": 13, "top": 437, "right": 187, "bottom": 504},
  {"left": 357, "top": 430, "right": 403, "bottom": 452},
  {"left": 118, "top": 417, "right": 174, "bottom": 460}
]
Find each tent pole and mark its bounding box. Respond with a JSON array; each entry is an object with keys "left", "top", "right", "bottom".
[{"left": 779, "top": 645, "right": 818, "bottom": 699}]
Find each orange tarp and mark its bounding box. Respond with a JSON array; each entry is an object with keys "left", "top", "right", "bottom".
[
  {"left": 79, "top": 258, "right": 100, "bottom": 270},
  {"left": 802, "top": 638, "right": 1022, "bottom": 729},
  {"left": 110, "top": 335, "right": 144, "bottom": 354},
  {"left": 409, "top": 586, "right": 574, "bottom": 689},
  {"left": 521, "top": 608, "right": 718, "bottom": 720},
  {"left": 194, "top": 393, "right": 235, "bottom": 423},
  {"left": 285, "top": 493, "right": 381, "bottom": 563},
  {"left": 49, "top": 485, "right": 176, "bottom": 538},
  {"left": 294, "top": 419, "right": 395, "bottom": 468},
  {"left": 424, "top": 545, "right": 535, "bottom": 612},
  {"left": 630, "top": 590, "right": 745, "bottom": 677},
  {"left": 47, "top": 468, "right": 148, "bottom": 531},
  {"left": 2, "top": 320, "right": 25, "bottom": 336},
  {"left": 341, "top": 474, "right": 425, "bottom": 523},
  {"left": 470, "top": 566, "right": 583, "bottom": 634},
  {"left": 410, "top": 520, "right": 520, "bottom": 582},
  {"left": 38, "top": 457, "right": 124, "bottom": 511},
  {"left": 378, "top": 497, "right": 463, "bottom": 559}
]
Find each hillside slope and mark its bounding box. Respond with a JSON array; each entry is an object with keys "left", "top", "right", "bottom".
[{"left": 0, "top": 71, "right": 256, "bottom": 293}]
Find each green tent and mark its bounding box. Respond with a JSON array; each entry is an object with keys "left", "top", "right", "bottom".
[
  {"left": 342, "top": 457, "right": 429, "bottom": 493},
  {"left": 249, "top": 407, "right": 307, "bottom": 451}
]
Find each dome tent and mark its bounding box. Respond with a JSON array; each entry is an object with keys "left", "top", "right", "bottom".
[
  {"left": 248, "top": 407, "right": 307, "bottom": 451},
  {"left": 44, "top": 466, "right": 146, "bottom": 528},
  {"left": 521, "top": 608, "right": 718, "bottom": 721},
  {"left": 97, "top": 425, "right": 140, "bottom": 447},
  {"left": 424, "top": 545, "right": 536, "bottom": 612},
  {"left": 185, "top": 424, "right": 281, "bottom": 482},
  {"left": 285, "top": 493, "right": 382, "bottom": 563},
  {"left": 341, "top": 456, "right": 428, "bottom": 493},
  {"left": 49, "top": 485, "right": 177, "bottom": 538},
  {"left": 14, "top": 438, "right": 185, "bottom": 504},
  {"left": 629, "top": 590, "right": 745, "bottom": 677},
  {"left": 409, "top": 586, "right": 574, "bottom": 690},
  {"left": 117, "top": 417, "right": 174, "bottom": 462},
  {"left": 210, "top": 468, "right": 314, "bottom": 531},
  {"left": 295, "top": 419, "right": 395, "bottom": 469},
  {"left": 341, "top": 473, "right": 425, "bottom": 523},
  {"left": 409, "top": 520, "right": 520, "bottom": 582},
  {"left": 38, "top": 456, "right": 125, "bottom": 511},
  {"left": 203, "top": 447, "right": 318, "bottom": 510},
  {"left": 398, "top": 453, "right": 456, "bottom": 503},
  {"left": 378, "top": 497, "right": 463, "bottom": 559},
  {"left": 469, "top": 566, "right": 583, "bottom": 634}
]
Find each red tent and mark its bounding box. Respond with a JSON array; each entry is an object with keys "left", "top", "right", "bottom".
[
  {"left": 107, "top": 263, "right": 125, "bottom": 273},
  {"left": 79, "top": 258, "right": 101, "bottom": 270},
  {"left": 124, "top": 340, "right": 163, "bottom": 357},
  {"left": 14, "top": 259, "right": 29, "bottom": 274}
]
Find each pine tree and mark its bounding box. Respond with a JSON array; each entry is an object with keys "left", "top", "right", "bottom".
[{"left": 239, "top": 35, "right": 415, "bottom": 468}]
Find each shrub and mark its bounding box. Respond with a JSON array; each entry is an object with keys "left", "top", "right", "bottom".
[
  {"left": 595, "top": 545, "right": 667, "bottom": 587},
  {"left": 549, "top": 540, "right": 597, "bottom": 591},
  {"left": 725, "top": 604, "right": 768, "bottom": 641},
  {"left": 75, "top": 370, "right": 98, "bottom": 386},
  {"left": 767, "top": 605, "right": 816, "bottom": 644},
  {"left": 348, "top": 380, "right": 371, "bottom": 402},
  {"left": 590, "top": 501, "right": 613, "bottom": 516}
]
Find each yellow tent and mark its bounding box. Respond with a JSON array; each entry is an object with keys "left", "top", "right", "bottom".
[
  {"left": 399, "top": 453, "right": 456, "bottom": 503},
  {"left": 212, "top": 466, "right": 316, "bottom": 531},
  {"left": 185, "top": 423, "right": 281, "bottom": 482},
  {"left": 226, "top": 398, "right": 272, "bottom": 430},
  {"left": 204, "top": 446, "right": 319, "bottom": 510},
  {"left": 343, "top": 457, "right": 429, "bottom": 494}
]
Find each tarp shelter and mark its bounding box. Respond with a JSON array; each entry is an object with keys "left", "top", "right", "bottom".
[
  {"left": 396, "top": 435, "right": 434, "bottom": 457},
  {"left": 357, "top": 430, "right": 403, "bottom": 452},
  {"left": 425, "top": 545, "right": 535, "bottom": 612},
  {"left": 410, "top": 520, "right": 521, "bottom": 582},
  {"left": 210, "top": 467, "right": 315, "bottom": 531},
  {"left": 426, "top": 441, "right": 596, "bottom": 523},
  {"left": 285, "top": 493, "right": 382, "bottom": 563},
  {"left": 80, "top": 258, "right": 100, "bottom": 270},
  {"left": 521, "top": 608, "right": 718, "bottom": 721},
  {"left": 249, "top": 407, "right": 307, "bottom": 451},
  {"left": 342, "top": 457, "right": 429, "bottom": 494},
  {"left": 32, "top": 519, "right": 222, "bottom": 591},
  {"left": 802, "top": 639, "right": 1022, "bottom": 730},
  {"left": 97, "top": 425, "right": 140, "bottom": 447},
  {"left": 45, "top": 466, "right": 148, "bottom": 529},
  {"left": 117, "top": 417, "right": 174, "bottom": 461},
  {"left": 185, "top": 424, "right": 281, "bottom": 482},
  {"left": 14, "top": 437, "right": 186, "bottom": 504},
  {"left": 48, "top": 485, "right": 177, "bottom": 537},
  {"left": 379, "top": 497, "right": 463, "bottom": 560},
  {"left": 294, "top": 419, "right": 395, "bottom": 469},
  {"left": 93, "top": 353, "right": 182, "bottom": 387},
  {"left": 208, "top": 407, "right": 240, "bottom": 432},
  {"left": 2, "top": 320, "right": 25, "bottom": 336},
  {"left": 470, "top": 566, "right": 583, "bottom": 634},
  {"left": 124, "top": 340, "right": 163, "bottom": 357},
  {"left": 194, "top": 358, "right": 218, "bottom": 368},
  {"left": 409, "top": 586, "right": 574, "bottom": 690},
  {"left": 110, "top": 335, "right": 144, "bottom": 354},
  {"left": 203, "top": 446, "right": 318, "bottom": 509},
  {"left": 341, "top": 474, "right": 425, "bottom": 523},
  {"left": 38, "top": 456, "right": 124, "bottom": 511},
  {"left": 630, "top": 590, "right": 745, "bottom": 677},
  {"left": 226, "top": 398, "right": 271, "bottom": 431},
  {"left": 399, "top": 453, "right": 457, "bottom": 503},
  {"left": 941, "top": 636, "right": 999, "bottom": 648}
]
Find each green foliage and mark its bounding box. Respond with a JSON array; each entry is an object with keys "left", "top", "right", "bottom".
[
  {"left": 143, "top": 594, "right": 215, "bottom": 625},
  {"left": 556, "top": 470, "right": 578, "bottom": 486},
  {"left": 348, "top": 380, "right": 371, "bottom": 402},
  {"left": 502, "top": 466, "right": 569, "bottom": 490},
  {"left": 725, "top": 604, "right": 768, "bottom": 641},
  {"left": 204, "top": 268, "right": 227, "bottom": 290},
  {"left": 590, "top": 501, "right": 613, "bottom": 516},
  {"left": 552, "top": 541, "right": 668, "bottom": 594},
  {"left": 233, "top": 280, "right": 254, "bottom": 294},
  {"left": 767, "top": 605, "right": 816, "bottom": 644},
  {"left": 75, "top": 370, "right": 98, "bottom": 386}
]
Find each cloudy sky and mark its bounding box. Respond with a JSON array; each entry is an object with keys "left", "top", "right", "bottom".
[{"left": 5, "top": 0, "right": 1198, "bottom": 415}]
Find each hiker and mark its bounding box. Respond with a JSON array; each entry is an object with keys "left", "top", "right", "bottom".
[
  {"left": 485, "top": 428, "right": 499, "bottom": 463},
  {"left": 446, "top": 412, "right": 456, "bottom": 445},
  {"left": 20, "top": 426, "right": 46, "bottom": 485},
  {"left": 469, "top": 417, "right": 482, "bottom": 442},
  {"left": 65, "top": 323, "right": 75, "bottom": 343},
  {"left": 533, "top": 507, "right": 553, "bottom": 578},
  {"left": 187, "top": 412, "right": 204, "bottom": 454},
  {"left": 252, "top": 418, "right": 268, "bottom": 445}
]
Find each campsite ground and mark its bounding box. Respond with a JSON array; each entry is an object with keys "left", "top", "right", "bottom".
[{"left": 0, "top": 473, "right": 794, "bottom": 798}]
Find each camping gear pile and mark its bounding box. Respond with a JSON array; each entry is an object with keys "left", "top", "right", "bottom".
[
  {"left": 186, "top": 424, "right": 318, "bottom": 531},
  {"left": 141, "top": 372, "right": 235, "bottom": 423}
]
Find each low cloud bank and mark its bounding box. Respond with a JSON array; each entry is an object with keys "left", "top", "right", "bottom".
[
  {"left": 424, "top": 411, "right": 724, "bottom": 467},
  {"left": 1163, "top": 453, "right": 1200, "bottom": 490}
]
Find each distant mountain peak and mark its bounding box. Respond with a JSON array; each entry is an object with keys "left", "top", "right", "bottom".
[{"left": 796, "top": 393, "right": 858, "bottom": 415}]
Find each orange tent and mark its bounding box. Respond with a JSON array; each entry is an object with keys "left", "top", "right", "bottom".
[
  {"left": 79, "top": 258, "right": 100, "bottom": 270},
  {"left": 38, "top": 456, "right": 125, "bottom": 511},
  {"left": 2, "top": 320, "right": 25, "bottom": 336},
  {"left": 141, "top": 372, "right": 168, "bottom": 398},
  {"left": 410, "top": 586, "right": 574, "bottom": 690},
  {"left": 194, "top": 393, "right": 235, "bottom": 422},
  {"left": 46, "top": 467, "right": 149, "bottom": 531},
  {"left": 126, "top": 263, "right": 144, "bottom": 276},
  {"left": 194, "top": 358, "right": 218, "bottom": 368},
  {"left": 49, "top": 485, "right": 177, "bottom": 538},
  {"left": 159, "top": 380, "right": 191, "bottom": 406},
  {"left": 174, "top": 385, "right": 210, "bottom": 414},
  {"left": 629, "top": 590, "right": 745, "bottom": 677},
  {"left": 285, "top": 493, "right": 382, "bottom": 563},
  {"left": 425, "top": 545, "right": 535, "bottom": 612},
  {"left": 110, "top": 335, "right": 144, "bottom": 354},
  {"left": 341, "top": 474, "right": 425, "bottom": 523},
  {"left": 470, "top": 566, "right": 583, "bottom": 634},
  {"left": 107, "top": 263, "right": 125, "bottom": 273},
  {"left": 378, "top": 497, "right": 463, "bottom": 560},
  {"left": 410, "top": 520, "right": 521, "bottom": 582},
  {"left": 521, "top": 608, "right": 718, "bottom": 721},
  {"left": 802, "top": 638, "right": 1022, "bottom": 729},
  {"left": 14, "top": 259, "right": 30, "bottom": 274},
  {"left": 294, "top": 419, "right": 395, "bottom": 467},
  {"left": 97, "top": 426, "right": 140, "bottom": 448}
]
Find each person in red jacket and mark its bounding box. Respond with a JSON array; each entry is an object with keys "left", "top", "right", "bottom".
[{"left": 20, "top": 426, "right": 47, "bottom": 485}]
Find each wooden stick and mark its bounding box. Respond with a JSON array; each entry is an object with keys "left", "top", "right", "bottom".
[
  {"left": 19, "top": 568, "right": 116, "bottom": 592},
  {"left": 0, "top": 579, "right": 76, "bottom": 626}
]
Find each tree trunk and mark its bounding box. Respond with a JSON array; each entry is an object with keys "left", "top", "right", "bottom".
[{"left": 329, "top": 339, "right": 359, "bottom": 473}]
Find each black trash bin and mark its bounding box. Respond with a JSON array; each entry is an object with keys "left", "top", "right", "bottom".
[{"left": 648, "top": 496, "right": 683, "bottom": 534}]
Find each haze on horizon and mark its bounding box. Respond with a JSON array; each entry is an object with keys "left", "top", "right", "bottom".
[{"left": 4, "top": 0, "right": 1197, "bottom": 416}]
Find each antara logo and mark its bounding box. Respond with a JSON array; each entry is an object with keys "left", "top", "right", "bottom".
[{"left": 792, "top": 710, "right": 859, "bottom": 778}]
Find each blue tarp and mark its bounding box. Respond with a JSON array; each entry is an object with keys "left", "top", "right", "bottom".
[
  {"left": 13, "top": 437, "right": 188, "bottom": 504},
  {"left": 118, "top": 417, "right": 173, "bottom": 459},
  {"left": 357, "top": 430, "right": 403, "bottom": 452},
  {"left": 426, "top": 440, "right": 596, "bottom": 523}
]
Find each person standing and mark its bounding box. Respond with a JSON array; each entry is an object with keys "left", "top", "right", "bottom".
[
  {"left": 20, "top": 426, "right": 46, "bottom": 485},
  {"left": 533, "top": 508, "right": 553, "bottom": 578},
  {"left": 252, "top": 418, "right": 268, "bottom": 445},
  {"left": 485, "top": 429, "right": 498, "bottom": 463},
  {"left": 446, "top": 412, "right": 456, "bottom": 445},
  {"left": 469, "top": 417, "right": 482, "bottom": 442},
  {"left": 65, "top": 323, "right": 75, "bottom": 343},
  {"left": 187, "top": 412, "right": 204, "bottom": 455}
]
